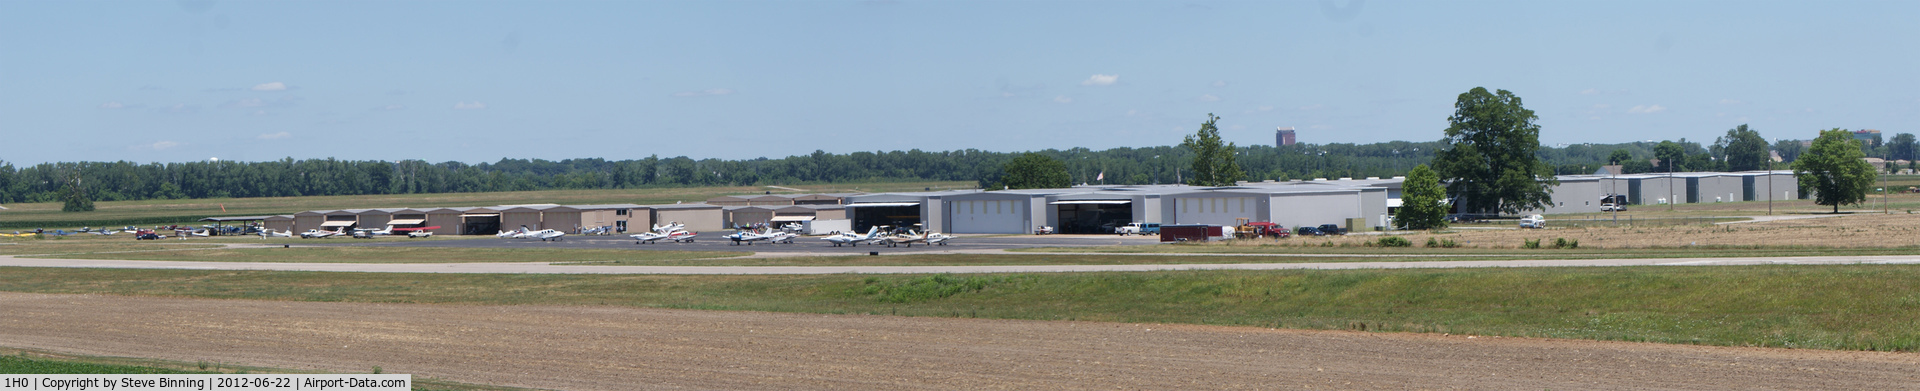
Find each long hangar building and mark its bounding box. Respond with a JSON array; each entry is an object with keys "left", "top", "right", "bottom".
[{"left": 258, "top": 170, "right": 1794, "bottom": 236}]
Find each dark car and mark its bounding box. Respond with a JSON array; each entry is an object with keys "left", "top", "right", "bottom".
[
  {"left": 1295, "top": 226, "right": 1321, "bottom": 236},
  {"left": 1317, "top": 224, "right": 1346, "bottom": 235},
  {"left": 135, "top": 233, "right": 161, "bottom": 240}
]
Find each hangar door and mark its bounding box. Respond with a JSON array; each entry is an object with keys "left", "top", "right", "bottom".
[
  {"left": 1052, "top": 200, "right": 1132, "bottom": 234},
  {"left": 1174, "top": 196, "right": 1258, "bottom": 226},
  {"left": 949, "top": 199, "right": 1027, "bottom": 234},
  {"left": 848, "top": 203, "right": 922, "bottom": 233}
]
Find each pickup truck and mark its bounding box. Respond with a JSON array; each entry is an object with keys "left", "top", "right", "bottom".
[{"left": 1115, "top": 222, "right": 1161, "bottom": 236}]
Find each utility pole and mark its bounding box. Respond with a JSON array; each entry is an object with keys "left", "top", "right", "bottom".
[
  {"left": 1668, "top": 158, "right": 1675, "bottom": 212},
  {"left": 1767, "top": 162, "right": 1774, "bottom": 216}
]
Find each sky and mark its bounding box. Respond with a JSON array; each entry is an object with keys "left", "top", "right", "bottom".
[{"left": 3, "top": 0, "right": 1917, "bottom": 165}]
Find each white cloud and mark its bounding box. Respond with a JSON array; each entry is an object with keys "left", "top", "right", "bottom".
[
  {"left": 1197, "top": 94, "right": 1221, "bottom": 102},
  {"left": 1580, "top": 88, "right": 1600, "bottom": 95},
  {"left": 1257, "top": 105, "right": 1274, "bottom": 112},
  {"left": 1125, "top": 109, "right": 1137, "bottom": 116},
  {"left": 371, "top": 105, "right": 405, "bottom": 111},
  {"left": 1053, "top": 95, "right": 1073, "bottom": 104},
  {"left": 672, "top": 88, "right": 735, "bottom": 97},
  {"left": 453, "top": 101, "right": 487, "bottom": 110},
  {"left": 1081, "top": 74, "right": 1118, "bottom": 86},
  {"left": 257, "top": 131, "right": 292, "bottom": 140},
  {"left": 99, "top": 101, "right": 126, "bottom": 109},
  {"left": 251, "top": 82, "right": 288, "bottom": 91},
  {"left": 224, "top": 98, "right": 267, "bottom": 108},
  {"left": 159, "top": 103, "right": 198, "bottom": 113},
  {"left": 132, "top": 141, "right": 184, "bottom": 151},
  {"left": 1211, "top": 80, "right": 1228, "bottom": 87},
  {"left": 1298, "top": 104, "right": 1326, "bottom": 111},
  {"left": 1627, "top": 105, "right": 1666, "bottom": 114}
]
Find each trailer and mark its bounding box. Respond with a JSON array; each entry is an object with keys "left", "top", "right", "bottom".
[{"left": 1160, "top": 224, "right": 1227, "bottom": 242}]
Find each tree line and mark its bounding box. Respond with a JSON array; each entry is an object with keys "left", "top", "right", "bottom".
[{"left": 0, "top": 131, "right": 1892, "bottom": 206}]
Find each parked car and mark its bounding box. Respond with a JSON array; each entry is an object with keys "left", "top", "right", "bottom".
[
  {"left": 1601, "top": 203, "right": 1626, "bottom": 212},
  {"left": 134, "top": 233, "right": 161, "bottom": 240},
  {"left": 1519, "top": 214, "right": 1546, "bottom": 229},
  {"left": 1115, "top": 222, "right": 1162, "bottom": 236},
  {"left": 1317, "top": 224, "right": 1346, "bottom": 235},
  {"left": 407, "top": 230, "right": 434, "bottom": 238},
  {"left": 1295, "top": 226, "right": 1322, "bottom": 236},
  {"left": 1035, "top": 226, "right": 1055, "bottom": 235}
]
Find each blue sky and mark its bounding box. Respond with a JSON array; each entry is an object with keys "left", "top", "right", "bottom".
[{"left": 3, "top": 0, "right": 1916, "bottom": 165}]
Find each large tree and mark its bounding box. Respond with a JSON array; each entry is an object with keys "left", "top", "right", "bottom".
[
  {"left": 1432, "top": 87, "right": 1556, "bottom": 215},
  {"left": 1793, "top": 128, "right": 1876, "bottom": 213},
  {"left": 1607, "top": 149, "right": 1632, "bottom": 165},
  {"left": 1180, "top": 113, "right": 1245, "bottom": 186},
  {"left": 1395, "top": 164, "right": 1448, "bottom": 230},
  {"left": 1889, "top": 133, "right": 1917, "bottom": 161},
  {"left": 1773, "top": 139, "right": 1806, "bottom": 162},
  {"left": 1653, "top": 141, "right": 1684, "bottom": 172},
  {"left": 997, "top": 153, "right": 1071, "bottom": 189},
  {"left": 1720, "top": 124, "right": 1770, "bottom": 171}
]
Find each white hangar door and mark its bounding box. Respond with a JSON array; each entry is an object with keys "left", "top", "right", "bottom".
[
  {"left": 1176, "top": 196, "right": 1257, "bottom": 226},
  {"left": 950, "top": 200, "right": 1026, "bottom": 234}
]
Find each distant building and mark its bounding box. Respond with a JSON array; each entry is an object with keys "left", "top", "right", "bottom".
[
  {"left": 1854, "top": 129, "right": 1882, "bottom": 144},
  {"left": 1276, "top": 127, "right": 1296, "bottom": 146}
]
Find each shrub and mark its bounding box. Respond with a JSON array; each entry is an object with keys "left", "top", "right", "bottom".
[
  {"left": 1376, "top": 236, "right": 1412, "bottom": 247},
  {"left": 1439, "top": 238, "right": 1460, "bottom": 248},
  {"left": 1523, "top": 239, "right": 1541, "bottom": 249},
  {"left": 1425, "top": 237, "right": 1440, "bottom": 248}
]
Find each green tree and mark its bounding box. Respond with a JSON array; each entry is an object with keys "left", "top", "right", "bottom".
[
  {"left": 1431, "top": 87, "right": 1556, "bottom": 215},
  {"left": 1889, "top": 133, "right": 1917, "bottom": 161},
  {"left": 1793, "top": 128, "right": 1876, "bottom": 213},
  {"left": 1180, "top": 113, "right": 1245, "bottom": 186},
  {"left": 1653, "top": 141, "right": 1684, "bottom": 172},
  {"left": 1774, "top": 139, "right": 1806, "bottom": 162},
  {"left": 1395, "top": 164, "right": 1448, "bottom": 230},
  {"left": 1607, "top": 149, "right": 1632, "bottom": 165},
  {"left": 1721, "top": 124, "right": 1770, "bottom": 171},
  {"left": 60, "top": 173, "right": 94, "bottom": 212},
  {"left": 998, "top": 153, "right": 1070, "bottom": 189}
]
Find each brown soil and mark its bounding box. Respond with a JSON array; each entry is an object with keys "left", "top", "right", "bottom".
[
  {"left": 1224, "top": 213, "right": 1920, "bottom": 249},
  {"left": 3, "top": 293, "right": 1915, "bottom": 390}
]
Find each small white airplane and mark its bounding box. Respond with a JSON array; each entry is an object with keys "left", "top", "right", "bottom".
[
  {"left": 259, "top": 229, "right": 293, "bottom": 238},
  {"left": 724, "top": 229, "right": 778, "bottom": 245},
  {"left": 924, "top": 232, "right": 954, "bottom": 246},
  {"left": 764, "top": 231, "right": 797, "bottom": 244},
  {"left": 653, "top": 222, "right": 686, "bottom": 233},
  {"left": 580, "top": 226, "right": 613, "bottom": 235},
  {"left": 498, "top": 226, "right": 533, "bottom": 239},
  {"left": 878, "top": 230, "right": 929, "bottom": 248},
  {"left": 300, "top": 229, "right": 344, "bottom": 239},
  {"left": 87, "top": 229, "right": 119, "bottom": 235},
  {"left": 529, "top": 229, "right": 566, "bottom": 242},
  {"left": 822, "top": 226, "right": 882, "bottom": 247}
]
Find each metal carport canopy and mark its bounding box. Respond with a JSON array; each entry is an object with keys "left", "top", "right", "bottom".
[
  {"left": 319, "top": 221, "right": 356, "bottom": 227},
  {"left": 770, "top": 216, "right": 816, "bottom": 222},
  {"left": 1047, "top": 200, "right": 1132, "bottom": 205},
  {"left": 386, "top": 218, "right": 428, "bottom": 225},
  {"left": 843, "top": 202, "right": 921, "bottom": 207}
]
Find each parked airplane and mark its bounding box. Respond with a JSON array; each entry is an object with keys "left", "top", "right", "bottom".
[
  {"left": 924, "top": 232, "right": 955, "bottom": 246},
  {"left": 529, "top": 229, "right": 566, "bottom": 242},
  {"left": 878, "top": 230, "right": 929, "bottom": 247},
  {"left": 259, "top": 229, "right": 293, "bottom": 238},
  {"left": 724, "top": 229, "right": 778, "bottom": 245},
  {"left": 821, "top": 226, "right": 882, "bottom": 247},
  {"left": 300, "top": 229, "right": 344, "bottom": 239},
  {"left": 498, "top": 226, "right": 534, "bottom": 239}
]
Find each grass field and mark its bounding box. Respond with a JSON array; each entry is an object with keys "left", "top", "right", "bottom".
[
  {"left": 0, "top": 181, "right": 974, "bottom": 229},
  {"left": 0, "top": 349, "right": 511, "bottom": 391},
  {"left": 41, "top": 246, "right": 748, "bottom": 264},
  {"left": 0, "top": 241, "right": 219, "bottom": 256},
  {"left": 3, "top": 265, "right": 1916, "bottom": 352}
]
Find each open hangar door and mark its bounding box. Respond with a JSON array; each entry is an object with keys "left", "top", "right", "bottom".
[
  {"left": 848, "top": 203, "right": 922, "bottom": 233},
  {"left": 947, "top": 199, "right": 1028, "bottom": 234},
  {"left": 1051, "top": 200, "right": 1132, "bottom": 234},
  {"left": 461, "top": 214, "right": 501, "bottom": 236}
]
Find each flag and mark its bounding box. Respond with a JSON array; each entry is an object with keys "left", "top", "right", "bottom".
[
  {"left": 1096, "top": 171, "right": 1104, "bottom": 181},
  {"left": 220, "top": 203, "right": 226, "bottom": 212}
]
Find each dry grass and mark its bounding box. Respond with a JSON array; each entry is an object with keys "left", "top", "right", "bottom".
[{"left": 1192, "top": 212, "right": 1920, "bottom": 249}]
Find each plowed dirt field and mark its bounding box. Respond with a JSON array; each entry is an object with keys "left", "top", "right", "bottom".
[{"left": 2, "top": 292, "right": 1914, "bottom": 390}]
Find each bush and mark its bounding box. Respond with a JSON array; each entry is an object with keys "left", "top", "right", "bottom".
[
  {"left": 1523, "top": 239, "right": 1541, "bottom": 249},
  {"left": 1376, "top": 236, "right": 1412, "bottom": 247},
  {"left": 1425, "top": 237, "right": 1440, "bottom": 247},
  {"left": 1440, "top": 239, "right": 1459, "bottom": 248}
]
